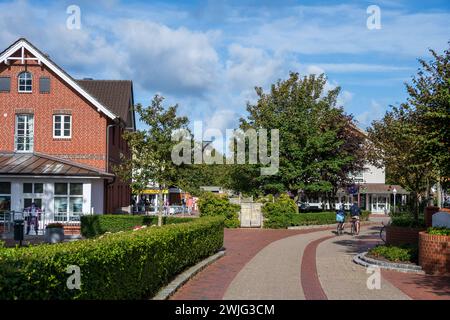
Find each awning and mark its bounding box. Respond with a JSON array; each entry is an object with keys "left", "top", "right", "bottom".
[
  {"left": 0, "top": 152, "right": 114, "bottom": 178},
  {"left": 359, "top": 183, "right": 409, "bottom": 195}
]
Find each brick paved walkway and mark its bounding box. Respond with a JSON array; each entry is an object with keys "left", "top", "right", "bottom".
[
  {"left": 171, "top": 227, "right": 334, "bottom": 300},
  {"left": 316, "top": 226, "right": 410, "bottom": 300},
  {"left": 171, "top": 223, "right": 450, "bottom": 300},
  {"left": 224, "top": 230, "right": 332, "bottom": 299}
]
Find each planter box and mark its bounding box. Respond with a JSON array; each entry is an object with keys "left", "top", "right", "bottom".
[
  {"left": 45, "top": 227, "right": 64, "bottom": 243},
  {"left": 386, "top": 225, "right": 425, "bottom": 246},
  {"left": 63, "top": 224, "right": 81, "bottom": 236},
  {"left": 419, "top": 231, "right": 450, "bottom": 275}
]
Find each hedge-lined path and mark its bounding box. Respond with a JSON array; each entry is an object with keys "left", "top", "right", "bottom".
[{"left": 170, "top": 227, "right": 335, "bottom": 300}]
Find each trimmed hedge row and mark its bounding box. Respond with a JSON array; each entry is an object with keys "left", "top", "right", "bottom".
[
  {"left": 264, "top": 211, "right": 370, "bottom": 229},
  {"left": 0, "top": 216, "right": 224, "bottom": 300},
  {"left": 81, "top": 214, "right": 193, "bottom": 238}
]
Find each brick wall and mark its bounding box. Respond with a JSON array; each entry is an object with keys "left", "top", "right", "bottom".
[
  {"left": 0, "top": 48, "right": 132, "bottom": 212},
  {"left": 419, "top": 232, "right": 450, "bottom": 275},
  {"left": 63, "top": 224, "right": 81, "bottom": 236},
  {"left": 386, "top": 225, "right": 425, "bottom": 246},
  {"left": 0, "top": 55, "right": 107, "bottom": 171}
]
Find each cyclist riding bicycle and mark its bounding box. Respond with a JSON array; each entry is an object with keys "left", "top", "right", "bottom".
[
  {"left": 350, "top": 203, "right": 361, "bottom": 235},
  {"left": 335, "top": 204, "right": 345, "bottom": 235}
]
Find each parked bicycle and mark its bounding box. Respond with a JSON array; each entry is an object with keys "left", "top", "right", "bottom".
[{"left": 379, "top": 220, "right": 391, "bottom": 243}]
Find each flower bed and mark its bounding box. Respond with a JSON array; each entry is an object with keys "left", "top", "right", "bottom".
[
  {"left": 419, "top": 229, "right": 450, "bottom": 275},
  {"left": 367, "top": 244, "right": 418, "bottom": 264},
  {"left": 0, "top": 216, "right": 224, "bottom": 299}
]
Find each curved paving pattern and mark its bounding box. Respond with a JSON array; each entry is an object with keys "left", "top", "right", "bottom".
[
  {"left": 171, "top": 223, "right": 450, "bottom": 300},
  {"left": 301, "top": 235, "right": 335, "bottom": 300},
  {"left": 171, "top": 227, "right": 334, "bottom": 300},
  {"left": 224, "top": 230, "right": 332, "bottom": 299},
  {"left": 315, "top": 228, "right": 410, "bottom": 300}
]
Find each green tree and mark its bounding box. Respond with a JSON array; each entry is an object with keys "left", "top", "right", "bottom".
[
  {"left": 114, "top": 95, "right": 189, "bottom": 226},
  {"left": 233, "top": 72, "right": 366, "bottom": 200},
  {"left": 367, "top": 106, "right": 433, "bottom": 221},
  {"left": 405, "top": 44, "right": 450, "bottom": 205}
]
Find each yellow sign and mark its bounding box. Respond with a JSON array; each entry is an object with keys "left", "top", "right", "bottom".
[{"left": 141, "top": 189, "right": 169, "bottom": 195}]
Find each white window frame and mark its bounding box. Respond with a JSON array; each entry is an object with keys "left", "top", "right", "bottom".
[
  {"left": 53, "top": 114, "right": 72, "bottom": 139},
  {"left": 54, "top": 182, "right": 84, "bottom": 221},
  {"left": 15, "top": 114, "right": 34, "bottom": 152},
  {"left": 18, "top": 72, "right": 32, "bottom": 93}
]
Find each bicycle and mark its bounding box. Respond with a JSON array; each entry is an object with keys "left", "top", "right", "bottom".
[
  {"left": 336, "top": 222, "right": 344, "bottom": 235},
  {"left": 350, "top": 217, "right": 360, "bottom": 236},
  {"left": 379, "top": 220, "right": 391, "bottom": 243}
]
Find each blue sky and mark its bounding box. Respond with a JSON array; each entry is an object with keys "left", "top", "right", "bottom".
[{"left": 1, "top": 0, "right": 449, "bottom": 134}]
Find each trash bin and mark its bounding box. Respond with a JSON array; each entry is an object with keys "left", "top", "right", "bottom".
[{"left": 14, "top": 219, "right": 25, "bottom": 241}]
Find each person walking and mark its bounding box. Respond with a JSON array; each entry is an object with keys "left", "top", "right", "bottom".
[{"left": 25, "top": 202, "right": 41, "bottom": 235}]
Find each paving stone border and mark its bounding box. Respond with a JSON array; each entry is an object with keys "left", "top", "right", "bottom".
[
  {"left": 353, "top": 252, "right": 425, "bottom": 274},
  {"left": 152, "top": 249, "right": 226, "bottom": 300}
]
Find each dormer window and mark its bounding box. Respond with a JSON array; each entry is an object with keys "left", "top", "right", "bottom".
[{"left": 18, "top": 72, "right": 32, "bottom": 93}]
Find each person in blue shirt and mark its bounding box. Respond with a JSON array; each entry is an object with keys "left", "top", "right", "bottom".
[
  {"left": 350, "top": 203, "right": 361, "bottom": 235},
  {"left": 335, "top": 204, "right": 346, "bottom": 235}
]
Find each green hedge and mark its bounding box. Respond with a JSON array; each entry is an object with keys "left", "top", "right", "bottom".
[
  {"left": 264, "top": 209, "right": 370, "bottom": 229},
  {"left": 0, "top": 216, "right": 224, "bottom": 300},
  {"left": 198, "top": 193, "right": 240, "bottom": 228},
  {"left": 81, "top": 214, "right": 193, "bottom": 238},
  {"left": 391, "top": 215, "right": 426, "bottom": 228},
  {"left": 427, "top": 227, "right": 450, "bottom": 236}
]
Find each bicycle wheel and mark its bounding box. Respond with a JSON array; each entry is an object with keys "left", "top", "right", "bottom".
[
  {"left": 350, "top": 222, "right": 355, "bottom": 236},
  {"left": 380, "top": 226, "right": 387, "bottom": 243}
]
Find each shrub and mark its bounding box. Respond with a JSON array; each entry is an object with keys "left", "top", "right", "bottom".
[
  {"left": 198, "top": 193, "right": 240, "bottom": 228},
  {"left": 427, "top": 227, "right": 450, "bottom": 236},
  {"left": 262, "top": 194, "right": 297, "bottom": 228},
  {"left": 81, "top": 215, "right": 193, "bottom": 238},
  {"left": 391, "top": 215, "right": 426, "bottom": 228},
  {"left": 0, "top": 216, "right": 224, "bottom": 300},
  {"left": 263, "top": 196, "right": 370, "bottom": 228},
  {"left": 368, "top": 244, "right": 418, "bottom": 263}
]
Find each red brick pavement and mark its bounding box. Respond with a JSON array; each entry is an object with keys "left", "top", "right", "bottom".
[
  {"left": 381, "top": 271, "right": 450, "bottom": 300},
  {"left": 301, "top": 235, "right": 335, "bottom": 300},
  {"left": 171, "top": 227, "right": 335, "bottom": 300}
]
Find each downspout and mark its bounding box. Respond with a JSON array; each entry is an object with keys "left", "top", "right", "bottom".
[{"left": 105, "top": 124, "right": 117, "bottom": 213}]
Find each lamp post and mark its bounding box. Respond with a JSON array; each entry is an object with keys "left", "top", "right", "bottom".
[{"left": 393, "top": 187, "right": 397, "bottom": 214}]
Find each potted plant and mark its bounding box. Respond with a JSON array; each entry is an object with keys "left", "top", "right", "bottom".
[{"left": 45, "top": 223, "right": 65, "bottom": 243}]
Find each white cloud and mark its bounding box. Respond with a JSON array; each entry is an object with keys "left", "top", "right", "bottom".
[
  {"left": 356, "top": 100, "right": 385, "bottom": 128},
  {"left": 113, "top": 20, "right": 220, "bottom": 96},
  {"left": 225, "top": 44, "right": 282, "bottom": 90}
]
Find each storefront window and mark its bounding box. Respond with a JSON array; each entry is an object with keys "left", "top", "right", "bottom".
[
  {"left": 0, "top": 182, "right": 11, "bottom": 213},
  {"left": 54, "top": 183, "right": 83, "bottom": 217},
  {"left": 0, "top": 182, "right": 11, "bottom": 194}
]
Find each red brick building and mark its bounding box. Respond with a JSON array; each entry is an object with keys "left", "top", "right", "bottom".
[{"left": 0, "top": 38, "right": 135, "bottom": 221}]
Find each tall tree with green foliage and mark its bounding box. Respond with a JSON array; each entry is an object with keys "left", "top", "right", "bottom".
[
  {"left": 233, "top": 72, "right": 366, "bottom": 200},
  {"left": 114, "top": 95, "right": 189, "bottom": 226},
  {"left": 405, "top": 44, "right": 450, "bottom": 205},
  {"left": 367, "top": 43, "right": 450, "bottom": 215},
  {"left": 367, "top": 107, "right": 433, "bottom": 221}
]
